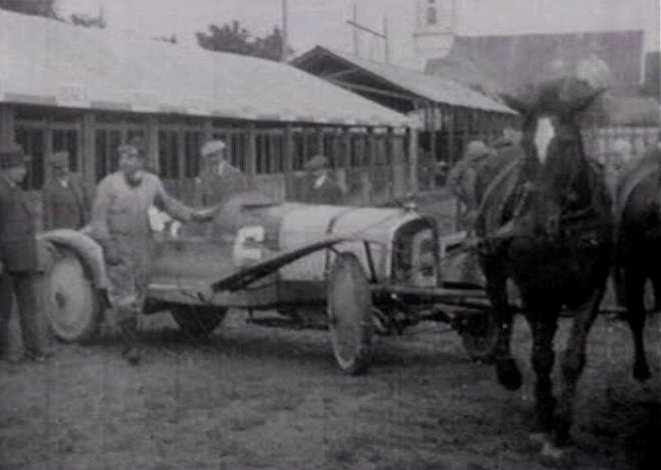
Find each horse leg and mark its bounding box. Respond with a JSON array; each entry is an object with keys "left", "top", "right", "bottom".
[
  {"left": 484, "top": 265, "right": 522, "bottom": 390},
  {"left": 527, "top": 313, "right": 559, "bottom": 436},
  {"left": 554, "top": 287, "right": 603, "bottom": 448},
  {"left": 625, "top": 263, "right": 652, "bottom": 382}
]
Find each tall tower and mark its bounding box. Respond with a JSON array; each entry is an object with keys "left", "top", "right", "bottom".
[{"left": 413, "top": 0, "right": 456, "bottom": 67}]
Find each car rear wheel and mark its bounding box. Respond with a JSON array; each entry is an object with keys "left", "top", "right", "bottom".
[
  {"left": 170, "top": 305, "right": 226, "bottom": 337},
  {"left": 47, "top": 247, "right": 102, "bottom": 343},
  {"left": 327, "top": 252, "right": 373, "bottom": 375}
]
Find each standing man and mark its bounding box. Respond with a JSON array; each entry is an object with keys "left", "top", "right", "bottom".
[
  {"left": 0, "top": 144, "right": 48, "bottom": 362},
  {"left": 193, "top": 139, "right": 248, "bottom": 207},
  {"left": 303, "top": 155, "right": 343, "bottom": 205},
  {"left": 42, "top": 151, "right": 90, "bottom": 230},
  {"left": 447, "top": 140, "right": 493, "bottom": 229},
  {"left": 90, "top": 143, "right": 216, "bottom": 365}
]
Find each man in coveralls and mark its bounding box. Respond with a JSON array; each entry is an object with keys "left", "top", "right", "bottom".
[{"left": 90, "top": 143, "right": 216, "bottom": 364}]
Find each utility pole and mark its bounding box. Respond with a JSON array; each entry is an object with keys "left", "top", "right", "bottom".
[
  {"left": 281, "top": 0, "right": 289, "bottom": 62},
  {"left": 383, "top": 16, "right": 390, "bottom": 64},
  {"left": 352, "top": 1, "right": 359, "bottom": 56},
  {"left": 346, "top": 12, "right": 390, "bottom": 63}
]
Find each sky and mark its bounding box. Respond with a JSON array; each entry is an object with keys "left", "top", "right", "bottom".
[{"left": 58, "top": 0, "right": 660, "bottom": 68}]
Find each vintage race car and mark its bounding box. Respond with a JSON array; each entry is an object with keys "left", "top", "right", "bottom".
[{"left": 40, "top": 193, "right": 494, "bottom": 374}]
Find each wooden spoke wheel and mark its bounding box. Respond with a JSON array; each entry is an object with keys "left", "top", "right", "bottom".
[
  {"left": 327, "top": 252, "right": 373, "bottom": 375},
  {"left": 47, "top": 247, "right": 102, "bottom": 343},
  {"left": 170, "top": 305, "right": 226, "bottom": 337}
]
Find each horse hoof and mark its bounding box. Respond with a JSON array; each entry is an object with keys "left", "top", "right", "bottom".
[
  {"left": 496, "top": 358, "right": 522, "bottom": 390},
  {"left": 529, "top": 432, "right": 551, "bottom": 449},
  {"left": 633, "top": 364, "right": 652, "bottom": 382},
  {"left": 539, "top": 442, "right": 573, "bottom": 467}
]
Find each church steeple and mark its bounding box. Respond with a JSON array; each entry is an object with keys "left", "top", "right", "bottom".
[{"left": 413, "top": 0, "right": 456, "bottom": 66}]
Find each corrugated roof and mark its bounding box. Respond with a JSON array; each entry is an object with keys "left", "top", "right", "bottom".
[
  {"left": 0, "top": 10, "right": 414, "bottom": 128},
  {"left": 292, "top": 46, "right": 515, "bottom": 114}
]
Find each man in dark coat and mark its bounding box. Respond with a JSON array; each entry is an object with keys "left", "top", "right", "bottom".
[
  {"left": 303, "top": 155, "right": 343, "bottom": 205},
  {"left": 42, "top": 151, "right": 91, "bottom": 230},
  {"left": 0, "top": 144, "right": 48, "bottom": 362},
  {"left": 193, "top": 139, "right": 248, "bottom": 207}
]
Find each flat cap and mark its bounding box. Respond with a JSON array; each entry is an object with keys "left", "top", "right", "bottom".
[
  {"left": 304, "top": 155, "right": 329, "bottom": 171},
  {"left": 0, "top": 144, "right": 28, "bottom": 169},
  {"left": 201, "top": 140, "right": 227, "bottom": 157},
  {"left": 48, "top": 151, "right": 70, "bottom": 168},
  {"left": 118, "top": 143, "right": 145, "bottom": 158},
  {"left": 465, "top": 140, "right": 491, "bottom": 159}
]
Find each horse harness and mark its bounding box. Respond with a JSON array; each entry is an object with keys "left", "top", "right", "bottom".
[{"left": 470, "top": 156, "right": 611, "bottom": 255}]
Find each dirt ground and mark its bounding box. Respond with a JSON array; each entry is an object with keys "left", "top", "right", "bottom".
[
  {"left": 1, "top": 308, "right": 660, "bottom": 470},
  {"left": 2, "top": 192, "right": 660, "bottom": 470}
]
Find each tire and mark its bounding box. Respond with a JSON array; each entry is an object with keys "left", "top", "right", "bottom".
[
  {"left": 458, "top": 310, "right": 498, "bottom": 364},
  {"left": 170, "top": 305, "right": 226, "bottom": 337},
  {"left": 327, "top": 252, "right": 373, "bottom": 375},
  {"left": 46, "top": 247, "right": 102, "bottom": 343}
]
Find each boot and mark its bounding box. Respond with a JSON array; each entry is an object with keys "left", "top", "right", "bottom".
[{"left": 118, "top": 318, "right": 141, "bottom": 365}]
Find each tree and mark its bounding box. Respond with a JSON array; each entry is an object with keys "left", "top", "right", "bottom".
[
  {"left": 154, "top": 34, "right": 178, "bottom": 45},
  {"left": 0, "top": 0, "right": 57, "bottom": 18},
  {"left": 196, "top": 21, "right": 292, "bottom": 61},
  {"left": 70, "top": 13, "right": 106, "bottom": 29}
]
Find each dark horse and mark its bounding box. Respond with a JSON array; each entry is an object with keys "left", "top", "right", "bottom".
[
  {"left": 473, "top": 78, "right": 613, "bottom": 458},
  {"left": 616, "top": 143, "right": 661, "bottom": 383}
]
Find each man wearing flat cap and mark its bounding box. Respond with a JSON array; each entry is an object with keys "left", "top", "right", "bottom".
[
  {"left": 89, "top": 142, "right": 218, "bottom": 365},
  {"left": 0, "top": 144, "right": 49, "bottom": 362},
  {"left": 303, "top": 155, "right": 343, "bottom": 205},
  {"left": 193, "top": 139, "right": 248, "bottom": 207},
  {"left": 42, "top": 151, "right": 91, "bottom": 230}
]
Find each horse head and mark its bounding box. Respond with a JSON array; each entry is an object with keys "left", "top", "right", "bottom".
[{"left": 501, "top": 79, "right": 606, "bottom": 231}]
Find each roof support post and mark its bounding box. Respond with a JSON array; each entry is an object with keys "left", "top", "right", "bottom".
[
  {"left": 366, "top": 127, "right": 376, "bottom": 204},
  {"left": 246, "top": 123, "right": 257, "bottom": 183},
  {"left": 0, "top": 104, "right": 15, "bottom": 145},
  {"left": 202, "top": 119, "right": 213, "bottom": 143},
  {"left": 407, "top": 125, "right": 419, "bottom": 194},
  {"left": 448, "top": 106, "right": 455, "bottom": 166},
  {"left": 146, "top": 115, "right": 159, "bottom": 174},
  {"left": 81, "top": 111, "right": 95, "bottom": 188},
  {"left": 385, "top": 127, "right": 395, "bottom": 200},
  {"left": 462, "top": 109, "right": 470, "bottom": 155},
  {"left": 317, "top": 126, "right": 324, "bottom": 157},
  {"left": 342, "top": 127, "right": 352, "bottom": 170},
  {"left": 283, "top": 122, "right": 294, "bottom": 199},
  {"left": 429, "top": 102, "right": 437, "bottom": 190}
]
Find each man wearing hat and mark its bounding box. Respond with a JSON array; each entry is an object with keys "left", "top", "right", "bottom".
[
  {"left": 303, "top": 155, "right": 343, "bottom": 205},
  {"left": 193, "top": 139, "right": 248, "bottom": 207},
  {"left": 89, "top": 143, "right": 217, "bottom": 365},
  {"left": 0, "top": 144, "right": 48, "bottom": 362},
  {"left": 42, "top": 151, "right": 91, "bottom": 230},
  {"left": 447, "top": 140, "right": 494, "bottom": 226}
]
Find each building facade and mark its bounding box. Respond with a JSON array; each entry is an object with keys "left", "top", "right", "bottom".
[{"left": 0, "top": 10, "right": 420, "bottom": 228}]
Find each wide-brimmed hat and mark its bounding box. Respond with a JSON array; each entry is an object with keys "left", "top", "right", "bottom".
[
  {"left": 201, "top": 140, "right": 226, "bottom": 157},
  {"left": 0, "top": 144, "right": 29, "bottom": 169},
  {"left": 48, "top": 151, "right": 70, "bottom": 168},
  {"left": 304, "top": 155, "right": 329, "bottom": 171}
]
